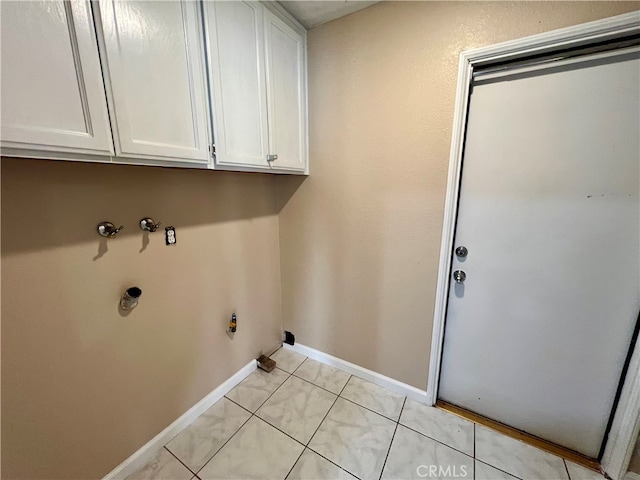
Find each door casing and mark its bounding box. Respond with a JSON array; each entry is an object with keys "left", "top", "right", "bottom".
[{"left": 426, "top": 11, "right": 640, "bottom": 480}]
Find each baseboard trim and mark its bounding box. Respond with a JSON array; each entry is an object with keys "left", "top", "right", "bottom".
[
  {"left": 103, "top": 359, "right": 257, "bottom": 480},
  {"left": 283, "top": 343, "right": 427, "bottom": 403},
  {"left": 626, "top": 472, "right": 640, "bottom": 480}
]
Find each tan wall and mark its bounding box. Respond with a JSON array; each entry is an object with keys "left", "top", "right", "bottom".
[
  {"left": 277, "top": 1, "right": 640, "bottom": 389},
  {"left": 1, "top": 158, "right": 282, "bottom": 479}
]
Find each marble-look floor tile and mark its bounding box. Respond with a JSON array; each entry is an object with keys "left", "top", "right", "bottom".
[
  {"left": 381, "top": 425, "right": 473, "bottom": 480},
  {"left": 286, "top": 449, "right": 358, "bottom": 480},
  {"left": 225, "top": 368, "right": 289, "bottom": 412},
  {"left": 475, "top": 460, "right": 520, "bottom": 480},
  {"left": 294, "top": 359, "right": 351, "bottom": 394},
  {"left": 475, "top": 425, "right": 569, "bottom": 480},
  {"left": 126, "top": 448, "right": 192, "bottom": 480},
  {"left": 399, "top": 400, "right": 474, "bottom": 456},
  {"left": 340, "top": 376, "right": 405, "bottom": 420},
  {"left": 270, "top": 348, "right": 306, "bottom": 374},
  {"left": 308, "top": 398, "right": 396, "bottom": 479},
  {"left": 256, "top": 375, "right": 336, "bottom": 444},
  {"left": 198, "top": 417, "right": 304, "bottom": 480},
  {"left": 565, "top": 461, "right": 604, "bottom": 480},
  {"left": 166, "top": 397, "right": 251, "bottom": 472}
]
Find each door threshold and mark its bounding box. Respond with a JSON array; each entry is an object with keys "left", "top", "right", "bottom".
[{"left": 436, "top": 400, "right": 601, "bottom": 473}]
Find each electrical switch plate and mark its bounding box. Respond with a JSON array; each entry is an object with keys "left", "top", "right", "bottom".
[{"left": 165, "top": 226, "right": 176, "bottom": 245}]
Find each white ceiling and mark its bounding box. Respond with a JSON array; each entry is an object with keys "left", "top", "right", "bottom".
[{"left": 278, "top": 1, "right": 381, "bottom": 29}]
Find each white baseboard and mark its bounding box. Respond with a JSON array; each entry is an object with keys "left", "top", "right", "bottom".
[
  {"left": 103, "top": 359, "right": 257, "bottom": 480},
  {"left": 283, "top": 343, "right": 427, "bottom": 403},
  {"left": 626, "top": 472, "right": 640, "bottom": 480}
]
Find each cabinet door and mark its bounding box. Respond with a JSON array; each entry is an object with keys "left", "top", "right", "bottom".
[
  {"left": 0, "top": 0, "right": 113, "bottom": 155},
  {"left": 97, "top": 0, "right": 209, "bottom": 163},
  {"left": 264, "top": 9, "right": 307, "bottom": 172},
  {"left": 203, "top": 1, "right": 270, "bottom": 169}
]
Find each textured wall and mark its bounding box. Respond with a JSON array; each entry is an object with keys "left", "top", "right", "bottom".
[
  {"left": 277, "top": 1, "right": 639, "bottom": 389},
  {"left": 1, "top": 158, "right": 282, "bottom": 479}
]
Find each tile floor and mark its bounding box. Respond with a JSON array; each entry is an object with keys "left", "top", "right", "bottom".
[{"left": 126, "top": 348, "right": 605, "bottom": 480}]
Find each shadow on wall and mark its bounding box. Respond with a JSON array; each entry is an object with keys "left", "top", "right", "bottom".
[
  {"left": 1, "top": 157, "right": 304, "bottom": 255},
  {"left": 0, "top": 156, "right": 302, "bottom": 479},
  {"left": 276, "top": 173, "right": 306, "bottom": 213}
]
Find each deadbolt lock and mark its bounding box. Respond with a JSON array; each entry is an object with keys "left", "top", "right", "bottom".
[{"left": 453, "top": 270, "right": 466, "bottom": 284}]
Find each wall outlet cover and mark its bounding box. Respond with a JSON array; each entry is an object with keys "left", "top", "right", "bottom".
[{"left": 165, "top": 226, "right": 176, "bottom": 246}]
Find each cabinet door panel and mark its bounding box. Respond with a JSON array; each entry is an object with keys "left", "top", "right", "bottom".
[
  {"left": 98, "top": 0, "right": 209, "bottom": 162},
  {"left": 204, "top": 1, "right": 270, "bottom": 168},
  {"left": 264, "top": 9, "right": 307, "bottom": 172},
  {"left": 0, "top": 0, "right": 113, "bottom": 154}
]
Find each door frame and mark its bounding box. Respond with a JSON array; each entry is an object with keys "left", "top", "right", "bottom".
[{"left": 426, "top": 11, "right": 640, "bottom": 479}]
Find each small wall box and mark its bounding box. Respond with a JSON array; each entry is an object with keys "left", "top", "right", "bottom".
[{"left": 257, "top": 355, "right": 276, "bottom": 372}]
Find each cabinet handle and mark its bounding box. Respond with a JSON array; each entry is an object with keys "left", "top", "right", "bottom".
[{"left": 267, "top": 154, "right": 278, "bottom": 162}]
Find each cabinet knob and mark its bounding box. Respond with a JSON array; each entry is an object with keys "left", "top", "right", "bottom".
[{"left": 266, "top": 154, "right": 278, "bottom": 162}]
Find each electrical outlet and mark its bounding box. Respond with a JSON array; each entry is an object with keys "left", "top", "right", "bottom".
[{"left": 165, "top": 226, "right": 176, "bottom": 245}]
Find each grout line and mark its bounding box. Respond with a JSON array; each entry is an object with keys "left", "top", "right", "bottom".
[
  {"left": 305, "top": 386, "right": 342, "bottom": 446},
  {"left": 270, "top": 345, "right": 307, "bottom": 375},
  {"left": 283, "top": 447, "right": 306, "bottom": 480},
  {"left": 564, "top": 459, "right": 572, "bottom": 480},
  {"left": 378, "top": 421, "right": 399, "bottom": 480},
  {"left": 193, "top": 413, "right": 253, "bottom": 476},
  {"left": 398, "top": 397, "right": 407, "bottom": 424},
  {"left": 474, "top": 423, "right": 476, "bottom": 480},
  {"left": 291, "top": 371, "right": 344, "bottom": 397},
  {"left": 291, "top": 372, "right": 351, "bottom": 396},
  {"left": 337, "top": 374, "right": 352, "bottom": 396},
  {"left": 189, "top": 399, "right": 254, "bottom": 473},
  {"left": 252, "top": 414, "right": 306, "bottom": 448},
  {"left": 397, "top": 422, "right": 474, "bottom": 459},
  {"left": 163, "top": 446, "right": 197, "bottom": 476},
  {"left": 338, "top": 394, "right": 403, "bottom": 423},
  {"left": 305, "top": 445, "right": 363, "bottom": 480},
  {"left": 291, "top": 356, "right": 308, "bottom": 375},
  {"left": 252, "top": 371, "right": 293, "bottom": 413},
  {"left": 224, "top": 396, "right": 254, "bottom": 416},
  {"left": 475, "top": 459, "right": 524, "bottom": 480}
]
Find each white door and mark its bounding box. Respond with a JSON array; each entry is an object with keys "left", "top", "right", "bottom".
[
  {"left": 0, "top": 0, "right": 113, "bottom": 155},
  {"left": 203, "top": 1, "right": 270, "bottom": 170},
  {"left": 438, "top": 48, "right": 640, "bottom": 458},
  {"left": 96, "top": 0, "right": 209, "bottom": 163},
  {"left": 264, "top": 9, "right": 307, "bottom": 172}
]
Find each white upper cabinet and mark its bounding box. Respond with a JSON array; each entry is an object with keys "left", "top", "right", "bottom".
[
  {"left": 0, "top": 0, "right": 114, "bottom": 155},
  {"left": 1, "top": 0, "right": 307, "bottom": 174},
  {"left": 264, "top": 8, "right": 307, "bottom": 172},
  {"left": 95, "top": 0, "right": 210, "bottom": 164},
  {"left": 204, "top": 1, "right": 308, "bottom": 174},
  {"left": 203, "top": 1, "right": 270, "bottom": 169}
]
